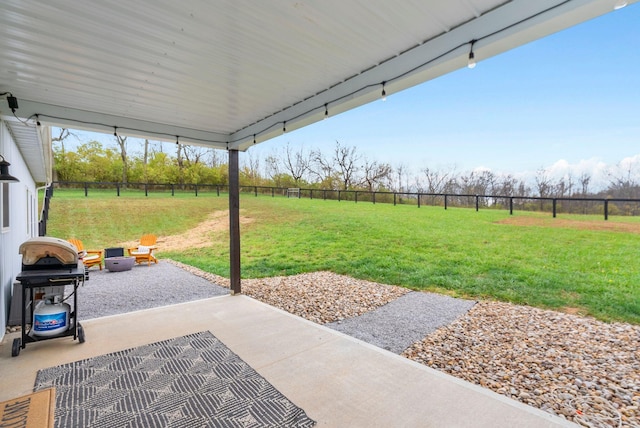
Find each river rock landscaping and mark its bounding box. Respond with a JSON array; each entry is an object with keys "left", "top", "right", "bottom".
[{"left": 172, "top": 261, "right": 640, "bottom": 427}]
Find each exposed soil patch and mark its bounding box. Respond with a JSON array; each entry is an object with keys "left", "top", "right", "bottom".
[
  {"left": 119, "top": 210, "right": 254, "bottom": 252},
  {"left": 497, "top": 216, "right": 640, "bottom": 234}
]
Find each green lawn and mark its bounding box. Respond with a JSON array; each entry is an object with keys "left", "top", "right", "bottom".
[{"left": 46, "top": 188, "right": 640, "bottom": 324}]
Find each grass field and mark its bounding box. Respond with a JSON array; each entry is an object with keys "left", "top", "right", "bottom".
[{"left": 46, "top": 188, "right": 640, "bottom": 324}]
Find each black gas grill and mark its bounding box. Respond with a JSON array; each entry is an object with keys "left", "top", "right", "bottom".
[{"left": 12, "top": 237, "right": 86, "bottom": 357}]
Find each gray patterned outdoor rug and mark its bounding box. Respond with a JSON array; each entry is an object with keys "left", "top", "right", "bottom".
[{"left": 34, "top": 331, "right": 316, "bottom": 428}]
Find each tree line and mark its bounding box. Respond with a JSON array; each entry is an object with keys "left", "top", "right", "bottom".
[{"left": 53, "top": 129, "right": 640, "bottom": 203}]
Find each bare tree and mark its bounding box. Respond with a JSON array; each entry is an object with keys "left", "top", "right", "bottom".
[
  {"left": 458, "top": 170, "right": 496, "bottom": 195},
  {"left": 535, "top": 168, "right": 553, "bottom": 197},
  {"left": 114, "top": 134, "right": 128, "bottom": 185},
  {"left": 360, "top": 157, "right": 392, "bottom": 192},
  {"left": 52, "top": 128, "right": 74, "bottom": 155},
  {"left": 394, "top": 163, "right": 407, "bottom": 192},
  {"left": 143, "top": 139, "right": 149, "bottom": 166},
  {"left": 457, "top": 170, "right": 497, "bottom": 207},
  {"left": 175, "top": 143, "right": 185, "bottom": 184},
  {"left": 242, "top": 151, "right": 261, "bottom": 185},
  {"left": 332, "top": 141, "right": 360, "bottom": 190},
  {"left": 264, "top": 153, "right": 282, "bottom": 185},
  {"left": 209, "top": 149, "right": 226, "bottom": 168},
  {"left": 495, "top": 174, "right": 518, "bottom": 207},
  {"left": 183, "top": 145, "right": 207, "bottom": 164},
  {"left": 555, "top": 173, "right": 574, "bottom": 198},
  {"left": 51, "top": 128, "right": 76, "bottom": 182},
  {"left": 606, "top": 159, "right": 640, "bottom": 198},
  {"left": 421, "top": 166, "right": 457, "bottom": 205},
  {"left": 578, "top": 172, "right": 591, "bottom": 196},
  {"left": 309, "top": 149, "right": 336, "bottom": 188},
  {"left": 282, "top": 143, "right": 311, "bottom": 184},
  {"left": 422, "top": 167, "right": 456, "bottom": 194}
]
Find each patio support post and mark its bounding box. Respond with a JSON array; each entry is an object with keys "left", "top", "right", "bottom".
[{"left": 229, "top": 149, "right": 241, "bottom": 295}]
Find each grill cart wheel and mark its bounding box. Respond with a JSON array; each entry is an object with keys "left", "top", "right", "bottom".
[
  {"left": 11, "top": 338, "right": 21, "bottom": 357},
  {"left": 77, "top": 324, "right": 85, "bottom": 344}
]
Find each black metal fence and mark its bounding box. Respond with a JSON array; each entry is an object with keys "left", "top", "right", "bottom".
[
  {"left": 52, "top": 181, "right": 640, "bottom": 220},
  {"left": 38, "top": 184, "right": 54, "bottom": 236}
]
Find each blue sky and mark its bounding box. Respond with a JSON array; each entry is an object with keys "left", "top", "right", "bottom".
[
  {"left": 70, "top": 3, "right": 639, "bottom": 188},
  {"left": 247, "top": 3, "right": 640, "bottom": 187}
]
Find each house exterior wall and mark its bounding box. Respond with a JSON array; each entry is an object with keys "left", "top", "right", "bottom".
[{"left": 0, "top": 120, "right": 39, "bottom": 341}]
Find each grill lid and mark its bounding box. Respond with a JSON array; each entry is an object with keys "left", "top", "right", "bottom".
[{"left": 19, "top": 237, "right": 78, "bottom": 266}]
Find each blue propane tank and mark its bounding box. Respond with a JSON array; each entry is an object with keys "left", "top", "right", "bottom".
[{"left": 33, "top": 297, "right": 70, "bottom": 337}]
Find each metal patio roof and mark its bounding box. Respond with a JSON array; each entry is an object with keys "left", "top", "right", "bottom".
[{"left": 1, "top": 0, "right": 635, "bottom": 160}]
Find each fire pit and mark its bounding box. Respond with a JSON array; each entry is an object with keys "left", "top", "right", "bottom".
[{"left": 105, "top": 256, "right": 135, "bottom": 272}]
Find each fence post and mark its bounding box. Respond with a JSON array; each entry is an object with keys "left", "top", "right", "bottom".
[
  {"left": 43, "top": 196, "right": 50, "bottom": 220},
  {"left": 171, "top": 184, "right": 175, "bottom": 196},
  {"left": 393, "top": 193, "right": 397, "bottom": 206},
  {"left": 552, "top": 199, "right": 557, "bottom": 218},
  {"left": 195, "top": 184, "right": 198, "bottom": 197},
  {"left": 310, "top": 189, "right": 313, "bottom": 200},
  {"left": 510, "top": 197, "right": 513, "bottom": 215},
  {"left": 323, "top": 190, "right": 327, "bottom": 200},
  {"left": 444, "top": 194, "right": 448, "bottom": 210},
  {"left": 604, "top": 199, "right": 609, "bottom": 221},
  {"left": 271, "top": 187, "right": 274, "bottom": 197},
  {"left": 254, "top": 186, "right": 258, "bottom": 197},
  {"left": 373, "top": 192, "right": 376, "bottom": 204},
  {"left": 418, "top": 194, "right": 421, "bottom": 208},
  {"left": 116, "top": 184, "right": 120, "bottom": 196},
  {"left": 84, "top": 182, "right": 88, "bottom": 197},
  {"left": 475, "top": 195, "right": 479, "bottom": 212},
  {"left": 355, "top": 192, "right": 358, "bottom": 203},
  {"left": 216, "top": 185, "right": 219, "bottom": 196},
  {"left": 338, "top": 190, "right": 341, "bottom": 202},
  {"left": 145, "top": 184, "right": 148, "bottom": 197}
]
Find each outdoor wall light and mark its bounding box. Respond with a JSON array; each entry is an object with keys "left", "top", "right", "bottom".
[
  {"left": 468, "top": 40, "right": 477, "bottom": 69},
  {"left": 0, "top": 155, "right": 20, "bottom": 183},
  {"left": 614, "top": 0, "right": 628, "bottom": 9}
]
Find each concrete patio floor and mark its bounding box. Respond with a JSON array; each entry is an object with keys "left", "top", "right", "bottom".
[{"left": 0, "top": 294, "right": 577, "bottom": 427}]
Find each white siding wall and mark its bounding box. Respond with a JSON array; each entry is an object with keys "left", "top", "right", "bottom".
[{"left": 0, "top": 120, "right": 38, "bottom": 341}]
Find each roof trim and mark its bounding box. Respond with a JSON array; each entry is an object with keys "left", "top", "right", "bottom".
[
  {"left": 15, "top": 100, "right": 230, "bottom": 150},
  {"left": 3, "top": 115, "right": 51, "bottom": 183}
]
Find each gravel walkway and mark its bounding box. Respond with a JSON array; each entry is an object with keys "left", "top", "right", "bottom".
[
  {"left": 72, "top": 260, "right": 229, "bottom": 319},
  {"left": 50, "top": 260, "right": 639, "bottom": 427},
  {"left": 326, "top": 291, "right": 476, "bottom": 354}
]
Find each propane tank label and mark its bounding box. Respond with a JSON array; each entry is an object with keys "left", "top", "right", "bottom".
[{"left": 34, "top": 313, "right": 67, "bottom": 331}]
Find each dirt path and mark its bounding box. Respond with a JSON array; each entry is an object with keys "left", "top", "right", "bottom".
[
  {"left": 497, "top": 216, "right": 640, "bottom": 234},
  {"left": 119, "top": 210, "right": 253, "bottom": 252}
]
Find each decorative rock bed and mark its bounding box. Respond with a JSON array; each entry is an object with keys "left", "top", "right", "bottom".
[{"left": 139, "top": 260, "right": 640, "bottom": 426}]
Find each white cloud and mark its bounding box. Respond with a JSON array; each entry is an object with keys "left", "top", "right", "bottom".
[{"left": 619, "top": 154, "right": 640, "bottom": 170}]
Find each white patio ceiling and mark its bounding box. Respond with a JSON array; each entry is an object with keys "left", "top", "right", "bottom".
[{"left": 0, "top": 0, "right": 635, "bottom": 155}]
